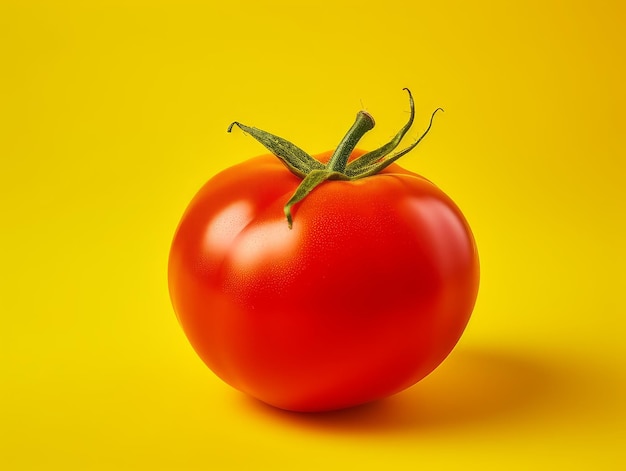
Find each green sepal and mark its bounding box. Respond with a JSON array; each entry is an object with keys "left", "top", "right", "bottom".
[
  {"left": 227, "top": 121, "right": 324, "bottom": 177},
  {"left": 345, "top": 88, "right": 416, "bottom": 177},
  {"left": 350, "top": 107, "right": 444, "bottom": 178},
  {"left": 228, "top": 89, "right": 442, "bottom": 229},
  {"left": 284, "top": 169, "right": 349, "bottom": 229}
]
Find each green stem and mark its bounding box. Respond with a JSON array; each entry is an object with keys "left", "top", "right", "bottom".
[
  {"left": 326, "top": 111, "right": 375, "bottom": 173},
  {"left": 345, "top": 88, "right": 415, "bottom": 176},
  {"left": 227, "top": 89, "right": 442, "bottom": 229}
]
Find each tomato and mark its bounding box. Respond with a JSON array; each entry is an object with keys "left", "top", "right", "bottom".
[{"left": 168, "top": 90, "right": 479, "bottom": 412}]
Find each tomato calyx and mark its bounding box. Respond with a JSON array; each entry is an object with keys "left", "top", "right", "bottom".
[{"left": 227, "top": 88, "right": 443, "bottom": 228}]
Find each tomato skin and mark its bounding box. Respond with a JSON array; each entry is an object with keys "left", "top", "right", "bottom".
[{"left": 168, "top": 150, "right": 479, "bottom": 412}]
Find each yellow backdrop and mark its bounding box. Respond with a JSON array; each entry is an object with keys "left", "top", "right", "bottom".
[{"left": 1, "top": 0, "right": 625, "bottom": 469}]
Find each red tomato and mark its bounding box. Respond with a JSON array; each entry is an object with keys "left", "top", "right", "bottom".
[{"left": 168, "top": 91, "right": 479, "bottom": 412}]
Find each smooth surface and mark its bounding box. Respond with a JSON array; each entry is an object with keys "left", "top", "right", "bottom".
[
  {"left": 1, "top": 0, "right": 625, "bottom": 469},
  {"left": 168, "top": 154, "right": 479, "bottom": 411}
]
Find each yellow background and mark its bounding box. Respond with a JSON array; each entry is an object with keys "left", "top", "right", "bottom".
[{"left": 1, "top": 0, "right": 625, "bottom": 469}]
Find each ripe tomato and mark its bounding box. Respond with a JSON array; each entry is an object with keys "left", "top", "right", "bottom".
[{"left": 168, "top": 90, "right": 479, "bottom": 412}]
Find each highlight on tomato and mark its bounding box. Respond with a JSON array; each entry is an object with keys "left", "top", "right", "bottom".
[{"left": 168, "top": 89, "right": 479, "bottom": 412}]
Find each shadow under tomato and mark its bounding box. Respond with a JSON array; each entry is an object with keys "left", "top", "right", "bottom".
[{"left": 236, "top": 346, "right": 590, "bottom": 434}]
